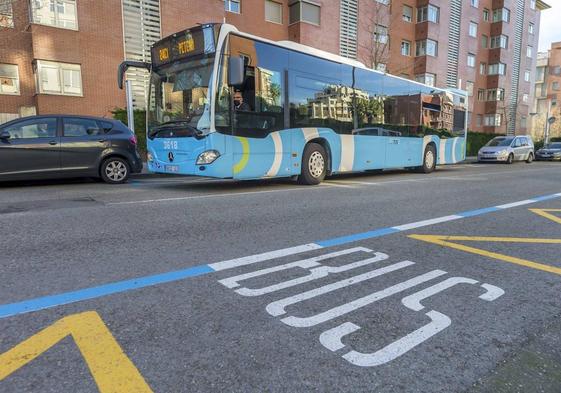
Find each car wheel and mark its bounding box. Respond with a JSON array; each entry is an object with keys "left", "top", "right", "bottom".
[
  {"left": 526, "top": 153, "right": 534, "bottom": 163},
  {"left": 298, "top": 143, "right": 327, "bottom": 185},
  {"left": 100, "top": 157, "right": 130, "bottom": 184},
  {"left": 419, "top": 144, "right": 436, "bottom": 173},
  {"left": 506, "top": 153, "right": 514, "bottom": 165}
]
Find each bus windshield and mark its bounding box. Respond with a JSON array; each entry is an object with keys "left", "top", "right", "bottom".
[{"left": 148, "top": 57, "right": 214, "bottom": 138}]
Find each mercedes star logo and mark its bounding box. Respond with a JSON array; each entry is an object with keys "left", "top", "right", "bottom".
[{"left": 168, "top": 151, "right": 174, "bottom": 162}]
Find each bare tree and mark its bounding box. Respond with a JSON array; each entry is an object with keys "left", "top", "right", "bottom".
[{"left": 358, "top": 1, "right": 392, "bottom": 71}]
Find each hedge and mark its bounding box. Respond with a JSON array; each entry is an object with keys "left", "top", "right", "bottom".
[
  {"left": 111, "top": 108, "right": 147, "bottom": 154},
  {"left": 465, "top": 131, "right": 504, "bottom": 156}
]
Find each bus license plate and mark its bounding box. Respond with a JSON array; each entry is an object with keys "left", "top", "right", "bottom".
[{"left": 165, "top": 165, "right": 179, "bottom": 173}]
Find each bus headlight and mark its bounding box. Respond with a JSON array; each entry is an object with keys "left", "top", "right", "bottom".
[{"left": 196, "top": 150, "right": 220, "bottom": 165}]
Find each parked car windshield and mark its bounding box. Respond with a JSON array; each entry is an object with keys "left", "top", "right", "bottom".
[
  {"left": 545, "top": 143, "right": 561, "bottom": 149},
  {"left": 486, "top": 137, "right": 514, "bottom": 147}
]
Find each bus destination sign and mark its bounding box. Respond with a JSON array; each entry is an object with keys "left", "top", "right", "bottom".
[{"left": 151, "top": 27, "right": 214, "bottom": 67}]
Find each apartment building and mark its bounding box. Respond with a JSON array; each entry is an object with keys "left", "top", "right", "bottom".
[
  {"left": 0, "top": 0, "right": 551, "bottom": 135},
  {"left": 531, "top": 41, "right": 561, "bottom": 141}
]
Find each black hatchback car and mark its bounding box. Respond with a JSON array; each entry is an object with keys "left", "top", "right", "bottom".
[{"left": 0, "top": 115, "right": 142, "bottom": 184}]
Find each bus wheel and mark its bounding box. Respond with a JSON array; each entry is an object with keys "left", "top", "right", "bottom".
[
  {"left": 419, "top": 144, "right": 436, "bottom": 173},
  {"left": 298, "top": 143, "right": 327, "bottom": 185}
]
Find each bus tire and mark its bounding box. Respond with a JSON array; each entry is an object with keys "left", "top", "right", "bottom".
[
  {"left": 419, "top": 144, "right": 436, "bottom": 173},
  {"left": 298, "top": 143, "right": 327, "bottom": 185}
]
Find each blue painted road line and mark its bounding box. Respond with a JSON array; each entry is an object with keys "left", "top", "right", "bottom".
[
  {"left": 0, "top": 191, "right": 559, "bottom": 320},
  {"left": 457, "top": 207, "right": 500, "bottom": 218},
  {"left": 0, "top": 264, "right": 214, "bottom": 319},
  {"left": 316, "top": 228, "right": 400, "bottom": 247}
]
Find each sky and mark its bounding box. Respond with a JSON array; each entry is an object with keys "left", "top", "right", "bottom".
[{"left": 538, "top": 2, "right": 561, "bottom": 52}]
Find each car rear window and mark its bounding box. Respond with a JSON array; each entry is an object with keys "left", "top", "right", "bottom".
[{"left": 98, "top": 121, "right": 114, "bottom": 133}]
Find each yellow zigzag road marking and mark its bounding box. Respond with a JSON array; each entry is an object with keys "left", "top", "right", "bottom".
[
  {"left": 409, "top": 234, "right": 561, "bottom": 276},
  {"left": 0, "top": 311, "right": 152, "bottom": 392},
  {"left": 529, "top": 208, "right": 561, "bottom": 225}
]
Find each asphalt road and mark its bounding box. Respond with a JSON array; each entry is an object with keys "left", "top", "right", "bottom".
[{"left": 1, "top": 161, "right": 561, "bottom": 393}]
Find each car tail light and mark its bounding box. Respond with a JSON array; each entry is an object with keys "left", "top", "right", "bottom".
[{"left": 129, "top": 135, "right": 137, "bottom": 145}]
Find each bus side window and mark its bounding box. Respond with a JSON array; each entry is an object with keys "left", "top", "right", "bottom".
[
  {"left": 228, "top": 35, "right": 288, "bottom": 138},
  {"left": 353, "top": 69, "right": 385, "bottom": 132}
]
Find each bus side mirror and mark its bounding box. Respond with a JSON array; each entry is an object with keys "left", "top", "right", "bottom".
[{"left": 228, "top": 57, "right": 245, "bottom": 86}]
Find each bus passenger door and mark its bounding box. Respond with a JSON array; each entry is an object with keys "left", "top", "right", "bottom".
[{"left": 385, "top": 136, "right": 409, "bottom": 168}]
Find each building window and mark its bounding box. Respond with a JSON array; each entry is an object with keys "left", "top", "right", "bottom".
[
  {"left": 416, "top": 73, "right": 436, "bottom": 87},
  {"left": 35, "top": 60, "right": 82, "bottom": 96},
  {"left": 488, "top": 63, "right": 506, "bottom": 75},
  {"left": 416, "top": 39, "right": 437, "bottom": 57},
  {"left": 529, "top": 22, "right": 535, "bottom": 35},
  {"left": 467, "top": 53, "right": 476, "bottom": 68},
  {"left": 466, "top": 81, "right": 474, "bottom": 96},
  {"left": 477, "top": 89, "right": 485, "bottom": 101},
  {"left": 527, "top": 46, "right": 533, "bottom": 58},
  {"left": 530, "top": 0, "right": 536, "bottom": 9},
  {"left": 553, "top": 66, "right": 561, "bottom": 75},
  {"left": 486, "top": 88, "right": 505, "bottom": 101},
  {"left": 265, "top": 0, "right": 282, "bottom": 23},
  {"left": 490, "top": 35, "right": 508, "bottom": 49},
  {"left": 522, "top": 93, "right": 529, "bottom": 103},
  {"left": 0, "top": 64, "right": 19, "bottom": 95},
  {"left": 480, "top": 62, "right": 486, "bottom": 75},
  {"left": 525, "top": 70, "right": 531, "bottom": 82},
  {"left": 476, "top": 114, "right": 483, "bottom": 127},
  {"left": 289, "top": 1, "right": 320, "bottom": 25},
  {"left": 401, "top": 40, "right": 411, "bottom": 56},
  {"left": 225, "top": 0, "right": 240, "bottom": 13},
  {"left": 376, "top": 0, "right": 390, "bottom": 4},
  {"left": 484, "top": 114, "right": 502, "bottom": 126},
  {"left": 492, "top": 8, "right": 510, "bottom": 23},
  {"left": 0, "top": 0, "right": 14, "bottom": 28},
  {"left": 417, "top": 5, "right": 439, "bottom": 23},
  {"left": 483, "top": 9, "right": 489, "bottom": 21},
  {"left": 553, "top": 81, "right": 560, "bottom": 91},
  {"left": 481, "top": 35, "right": 488, "bottom": 48},
  {"left": 469, "top": 22, "right": 478, "bottom": 37},
  {"left": 31, "top": 0, "right": 78, "bottom": 30},
  {"left": 471, "top": 0, "right": 479, "bottom": 8},
  {"left": 402, "top": 5, "right": 412, "bottom": 22},
  {"left": 374, "top": 25, "right": 388, "bottom": 44}
]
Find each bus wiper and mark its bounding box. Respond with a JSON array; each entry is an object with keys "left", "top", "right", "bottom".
[{"left": 149, "top": 120, "right": 204, "bottom": 139}]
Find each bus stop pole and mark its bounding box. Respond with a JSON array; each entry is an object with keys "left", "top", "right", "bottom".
[{"left": 125, "top": 79, "right": 135, "bottom": 133}]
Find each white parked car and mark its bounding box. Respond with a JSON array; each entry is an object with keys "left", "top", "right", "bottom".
[{"left": 477, "top": 136, "right": 534, "bottom": 164}]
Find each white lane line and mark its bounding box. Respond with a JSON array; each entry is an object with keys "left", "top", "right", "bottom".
[
  {"left": 321, "top": 182, "right": 356, "bottom": 189},
  {"left": 496, "top": 199, "right": 536, "bottom": 209},
  {"left": 392, "top": 215, "right": 464, "bottom": 231},
  {"left": 107, "top": 186, "right": 326, "bottom": 206},
  {"left": 209, "top": 243, "right": 323, "bottom": 271}
]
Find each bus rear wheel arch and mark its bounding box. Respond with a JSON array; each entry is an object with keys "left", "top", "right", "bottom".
[{"left": 298, "top": 142, "right": 328, "bottom": 185}]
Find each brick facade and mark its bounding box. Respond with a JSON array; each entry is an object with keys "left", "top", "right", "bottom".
[{"left": 0, "top": 0, "right": 551, "bottom": 134}]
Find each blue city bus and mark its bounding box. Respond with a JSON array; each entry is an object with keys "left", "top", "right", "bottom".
[{"left": 119, "top": 23, "right": 467, "bottom": 185}]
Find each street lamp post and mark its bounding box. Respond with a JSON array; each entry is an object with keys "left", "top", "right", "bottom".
[{"left": 544, "top": 99, "right": 551, "bottom": 145}]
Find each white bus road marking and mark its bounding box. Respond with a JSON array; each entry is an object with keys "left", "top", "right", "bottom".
[
  {"left": 218, "top": 247, "right": 505, "bottom": 368},
  {"left": 320, "top": 278, "right": 504, "bottom": 367},
  {"left": 218, "top": 247, "right": 387, "bottom": 296}
]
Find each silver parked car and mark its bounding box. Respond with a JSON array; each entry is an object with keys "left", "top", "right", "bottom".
[
  {"left": 477, "top": 136, "right": 534, "bottom": 164},
  {"left": 535, "top": 142, "right": 561, "bottom": 161}
]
